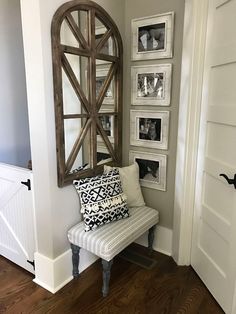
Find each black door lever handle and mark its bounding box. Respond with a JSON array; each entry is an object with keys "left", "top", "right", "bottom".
[{"left": 219, "top": 173, "right": 236, "bottom": 189}]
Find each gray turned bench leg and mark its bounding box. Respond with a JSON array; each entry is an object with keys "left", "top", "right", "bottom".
[
  {"left": 71, "top": 243, "right": 80, "bottom": 278},
  {"left": 101, "top": 259, "right": 113, "bottom": 297},
  {"left": 148, "top": 225, "right": 157, "bottom": 254}
]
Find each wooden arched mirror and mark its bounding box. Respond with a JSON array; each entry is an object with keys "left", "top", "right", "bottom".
[{"left": 51, "top": 0, "right": 123, "bottom": 187}]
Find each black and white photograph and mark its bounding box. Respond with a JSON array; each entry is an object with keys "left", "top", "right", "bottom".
[
  {"left": 137, "top": 72, "right": 164, "bottom": 98},
  {"left": 131, "top": 64, "right": 172, "bottom": 106},
  {"left": 96, "top": 67, "right": 114, "bottom": 104},
  {"left": 130, "top": 110, "right": 169, "bottom": 149},
  {"left": 131, "top": 12, "right": 174, "bottom": 60},
  {"left": 138, "top": 23, "right": 165, "bottom": 52},
  {"left": 138, "top": 118, "right": 161, "bottom": 141},
  {"left": 97, "top": 111, "right": 114, "bottom": 144},
  {"left": 129, "top": 151, "right": 167, "bottom": 191}
]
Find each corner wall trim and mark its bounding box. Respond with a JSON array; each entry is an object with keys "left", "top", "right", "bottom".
[
  {"left": 172, "top": 0, "right": 209, "bottom": 265},
  {"left": 34, "top": 248, "right": 98, "bottom": 294}
]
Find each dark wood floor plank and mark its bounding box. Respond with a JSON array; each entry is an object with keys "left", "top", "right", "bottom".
[{"left": 0, "top": 244, "right": 224, "bottom": 314}]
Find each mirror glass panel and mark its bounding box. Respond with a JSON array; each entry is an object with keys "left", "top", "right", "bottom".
[
  {"left": 62, "top": 68, "right": 81, "bottom": 115},
  {"left": 64, "top": 117, "right": 91, "bottom": 175},
  {"left": 97, "top": 139, "right": 112, "bottom": 166},
  {"left": 95, "top": 16, "right": 116, "bottom": 57},
  {"left": 61, "top": 20, "right": 80, "bottom": 48},
  {"left": 96, "top": 62, "right": 114, "bottom": 105},
  {"left": 78, "top": 10, "right": 88, "bottom": 43},
  {"left": 52, "top": 1, "right": 123, "bottom": 186}
]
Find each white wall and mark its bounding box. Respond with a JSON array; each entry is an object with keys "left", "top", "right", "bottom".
[{"left": 0, "top": 0, "right": 31, "bottom": 168}]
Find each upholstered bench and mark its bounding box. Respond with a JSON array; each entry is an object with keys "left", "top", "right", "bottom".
[{"left": 68, "top": 206, "right": 159, "bottom": 296}]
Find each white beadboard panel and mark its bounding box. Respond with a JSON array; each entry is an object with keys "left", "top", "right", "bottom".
[
  {"left": 0, "top": 214, "right": 34, "bottom": 273},
  {"left": 0, "top": 177, "right": 12, "bottom": 199},
  {"left": 0, "top": 215, "right": 19, "bottom": 255},
  {"left": 1, "top": 186, "right": 35, "bottom": 260},
  {"left": 0, "top": 163, "right": 35, "bottom": 273}
]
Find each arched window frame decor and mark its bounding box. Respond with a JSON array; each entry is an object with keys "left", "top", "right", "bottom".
[{"left": 51, "top": 0, "right": 123, "bottom": 187}]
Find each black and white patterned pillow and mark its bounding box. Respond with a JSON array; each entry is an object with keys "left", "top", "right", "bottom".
[{"left": 73, "top": 169, "right": 129, "bottom": 232}]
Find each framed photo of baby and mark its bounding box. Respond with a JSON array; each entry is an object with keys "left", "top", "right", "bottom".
[
  {"left": 131, "top": 12, "right": 174, "bottom": 60},
  {"left": 131, "top": 64, "right": 172, "bottom": 106},
  {"left": 130, "top": 110, "right": 169, "bottom": 150}
]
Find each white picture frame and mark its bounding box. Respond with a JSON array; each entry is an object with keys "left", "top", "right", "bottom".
[
  {"left": 130, "top": 110, "right": 169, "bottom": 150},
  {"left": 96, "top": 67, "right": 114, "bottom": 105},
  {"left": 131, "top": 12, "right": 174, "bottom": 60},
  {"left": 131, "top": 64, "right": 172, "bottom": 106},
  {"left": 129, "top": 150, "right": 167, "bottom": 191}
]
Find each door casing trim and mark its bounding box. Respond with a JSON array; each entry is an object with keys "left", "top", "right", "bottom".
[{"left": 172, "top": 0, "right": 209, "bottom": 265}]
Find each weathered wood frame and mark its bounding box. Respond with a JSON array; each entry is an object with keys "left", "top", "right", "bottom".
[{"left": 51, "top": 0, "right": 123, "bottom": 187}]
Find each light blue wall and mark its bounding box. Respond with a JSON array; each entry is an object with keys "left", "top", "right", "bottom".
[{"left": 0, "top": 0, "right": 31, "bottom": 168}]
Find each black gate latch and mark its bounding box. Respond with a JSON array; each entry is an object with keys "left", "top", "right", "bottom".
[{"left": 21, "top": 179, "right": 31, "bottom": 191}]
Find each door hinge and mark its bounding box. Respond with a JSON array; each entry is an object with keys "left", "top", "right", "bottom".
[
  {"left": 27, "top": 259, "right": 35, "bottom": 270},
  {"left": 21, "top": 179, "right": 31, "bottom": 191}
]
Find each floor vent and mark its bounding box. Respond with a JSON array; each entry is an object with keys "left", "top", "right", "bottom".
[{"left": 119, "top": 248, "right": 157, "bottom": 270}]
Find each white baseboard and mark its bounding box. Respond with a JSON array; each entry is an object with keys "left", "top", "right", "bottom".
[
  {"left": 135, "top": 225, "right": 173, "bottom": 256},
  {"left": 34, "top": 226, "right": 172, "bottom": 293},
  {"left": 34, "top": 249, "right": 98, "bottom": 294}
]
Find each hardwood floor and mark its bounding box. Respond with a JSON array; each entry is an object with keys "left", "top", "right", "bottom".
[{"left": 0, "top": 244, "right": 224, "bottom": 314}]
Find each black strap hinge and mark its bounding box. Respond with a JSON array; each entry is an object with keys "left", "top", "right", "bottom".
[{"left": 27, "top": 259, "right": 35, "bottom": 270}]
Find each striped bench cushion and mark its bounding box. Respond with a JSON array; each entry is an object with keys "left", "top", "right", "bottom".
[{"left": 68, "top": 206, "right": 159, "bottom": 261}]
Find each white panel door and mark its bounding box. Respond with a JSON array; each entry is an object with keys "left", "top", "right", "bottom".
[
  {"left": 0, "top": 163, "right": 35, "bottom": 274},
  {"left": 191, "top": 0, "right": 236, "bottom": 313}
]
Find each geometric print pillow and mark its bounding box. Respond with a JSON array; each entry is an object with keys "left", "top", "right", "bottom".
[{"left": 73, "top": 169, "right": 129, "bottom": 232}]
